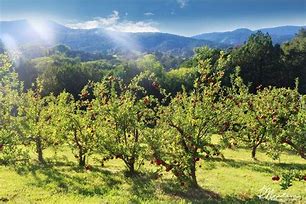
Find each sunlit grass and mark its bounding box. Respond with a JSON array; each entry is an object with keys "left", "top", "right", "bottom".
[{"left": 0, "top": 146, "right": 305, "bottom": 203}]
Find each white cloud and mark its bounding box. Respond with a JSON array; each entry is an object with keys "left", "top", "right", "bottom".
[
  {"left": 109, "top": 21, "right": 159, "bottom": 32},
  {"left": 177, "top": 0, "right": 189, "bottom": 8},
  {"left": 66, "top": 11, "right": 159, "bottom": 33},
  {"left": 66, "top": 11, "right": 119, "bottom": 29},
  {"left": 144, "top": 12, "right": 154, "bottom": 16}
]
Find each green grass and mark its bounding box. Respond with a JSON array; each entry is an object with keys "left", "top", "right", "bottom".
[{"left": 0, "top": 146, "right": 305, "bottom": 204}]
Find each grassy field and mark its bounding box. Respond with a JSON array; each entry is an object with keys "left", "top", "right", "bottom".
[{"left": 0, "top": 146, "right": 305, "bottom": 204}]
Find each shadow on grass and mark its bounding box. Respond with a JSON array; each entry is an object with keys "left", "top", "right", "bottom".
[
  {"left": 11, "top": 162, "right": 160, "bottom": 201},
  {"left": 7, "top": 158, "right": 298, "bottom": 203},
  {"left": 160, "top": 180, "right": 219, "bottom": 201},
  {"left": 125, "top": 172, "right": 159, "bottom": 202},
  {"left": 11, "top": 162, "right": 124, "bottom": 197},
  {"left": 206, "top": 157, "right": 306, "bottom": 174},
  {"left": 159, "top": 180, "right": 276, "bottom": 204}
]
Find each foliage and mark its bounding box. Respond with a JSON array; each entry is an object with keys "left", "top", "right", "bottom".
[
  {"left": 282, "top": 29, "right": 306, "bottom": 92},
  {"left": 165, "top": 67, "right": 197, "bottom": 94},
  {"left": 231, "top": 31, "right": 285, "bottom": 91},
  {"left": 17, "top": 80, "right": 59, "bottom": 164},
  {"left": 93, "top": 73, "right": 158, "bottom": 174},
  {"left": 278, "top": 93, "right": 306, "bottom": 159},
  {"left": 146, "top": 53, "right": 229, "bottom": 187},
  {"left": 51, "top": 89, "right": 98, "bottom": 167},
  {"left": 0, "top": 54, "right": 27, "bottom": 164},
  {"left": 278, "top": 170, "right": 305, "bottom": 190}
]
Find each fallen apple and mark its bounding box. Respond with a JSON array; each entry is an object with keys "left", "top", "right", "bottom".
[{"left": 272, "top": 175, "right": 280, "bottom": 181}]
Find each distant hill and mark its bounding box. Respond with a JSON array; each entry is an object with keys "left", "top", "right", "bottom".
[
  {"left": 0, "top": 20, "right": 69, "bottom": 45},
  {"left": 1, "top": 20, "right": 304, "bottom": 56},
  {"left": 0, "top": 20, "right": 224, "bottom": 56},
  {"left": 193, "top": 26, "right": 306, "bottom": 46}
]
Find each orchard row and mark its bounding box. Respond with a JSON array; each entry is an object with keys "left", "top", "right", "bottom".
[{"left": 0, "top": 53, "right": 305, "bottom": 187}]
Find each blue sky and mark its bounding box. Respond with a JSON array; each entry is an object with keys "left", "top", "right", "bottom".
[{"left": 0, "top": 0, "right": 305, "bottom": 36}]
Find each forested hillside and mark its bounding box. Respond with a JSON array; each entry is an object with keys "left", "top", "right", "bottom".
[
  {"left": 0, "top": 20, "right": 222, "bottom": 56},
  {"left": 2, "top": 29, "right": 305, "bottom": 97}
]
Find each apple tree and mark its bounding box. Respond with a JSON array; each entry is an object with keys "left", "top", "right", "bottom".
[
  {"left": 267, "top": 87, "right": 306, "bottom": 159},
  {"left": 228, "top": 80, "right": 303, "bottom": 160},
  {"left": 93, "top": 74, "right": 157, "bottom": 175},
  {"left": 53, "top": 88, "right": 98, "bottom": 167},
  {"left": 146, "top": 54, "right": 229, "bottom": 187},
  {"left": 17, "top": 80, "right": 58, "bottom": 164},
  {"left": 0, "top": 54, "right": 27, "bottom": 164}
]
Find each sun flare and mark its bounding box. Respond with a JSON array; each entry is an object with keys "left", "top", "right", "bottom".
[{"left": 27, "top": 18, "right": 54, "bottom": 43}]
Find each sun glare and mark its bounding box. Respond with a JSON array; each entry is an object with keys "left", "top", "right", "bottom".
[
  {"left": 1, "top": 33, "right": 21, "bottom": 65},
  {"left": 27, "top": 18, "right": 54, "bottom": 43}
]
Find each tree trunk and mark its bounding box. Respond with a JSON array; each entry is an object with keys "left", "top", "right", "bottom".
[
  {"left": 300, "top": 152, "right": 306, "bottom": 160},
  {"left": 190, "top": 159, "right": 198, "bottom": 188},
  {"left": 129, "top": 157, "right": 136, "bottom": 174},
  {"left": 251, "top": 145, "right": 257, "bottom": 160},
  {"left": 79, "top": 149, "right": 86, "bottom": 166},
  {"left": 35, "top": 136, "right": 45, "bottom": 164},
  {"left": 283, "top": 139, "right": 306, "bottom": 160},
  {"left": 129, "top": 163, "right": 135, "bottom": 174},
  {"left": 124, "top": 157, "right": 136, "bottom": 175}
]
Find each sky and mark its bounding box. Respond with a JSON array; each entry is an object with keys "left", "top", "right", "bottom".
[{"left": 0, "top": 0, "right": 306, "bottom": 36}]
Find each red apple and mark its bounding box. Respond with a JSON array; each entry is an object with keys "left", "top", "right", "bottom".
[
  {"left": 155, "top": 159, "right": 163, "bottom": 166},
  {"left": 85, "top": 165, "right": 92, "bottom": 171},
  {"left": 81, "top": 92, "right": 89, "bottom": 98},
  {"left": 272, "top": 175, "right": 280, "bottom": 181}
]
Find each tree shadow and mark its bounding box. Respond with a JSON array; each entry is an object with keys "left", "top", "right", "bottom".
[
  {"left": 220, "top": 195, "right": 279, "bottom": 204},
  {"left": 126, "top": 172, "right": 158, "bottom": 201},
  {"left": 160, "top": 180, "right": 220, "bottom": 202},
  {"left": 159, "top": 180, "right": 275, "bottom": 203},
  {"left": 11, "top": 162, "right": 123, "bottom": 196},
  {"left": 206, "top": 157, "right": 306, "bottom": 174},
  {"left": 6, "top": 157, "right": 303, "bottom": 203}
]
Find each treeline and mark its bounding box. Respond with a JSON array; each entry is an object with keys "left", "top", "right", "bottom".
[
  {"left": 0, "top": 47, "right": 305, "bottom": 188},
  {"left": 182, "top": 29, "right": 306, "bottom": 92},
  {"left": 6, "top": 29, "right": 306, "bottom": 100}
]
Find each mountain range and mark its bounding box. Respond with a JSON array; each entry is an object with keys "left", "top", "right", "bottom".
[
  {"left": 0, "top": 20, "right": 305, "bottom": 56},
  {"left": 193, "top": 26, "right": 305, "bottom": 46}
]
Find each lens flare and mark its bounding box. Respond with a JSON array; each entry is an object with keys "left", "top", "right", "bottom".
[
  {"left": 27, "top": 19, "right": 55, "bottom": 44},
  {"left": 98, "top": 29, "right": 141, "bottom": 54},
  {"left": 1, "top": 34, "right": 21, "bottom": 66}
]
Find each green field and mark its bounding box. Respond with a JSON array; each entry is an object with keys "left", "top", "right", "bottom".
[{"left": 0, "top": 146, "right": 305, "bottom": 204}]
